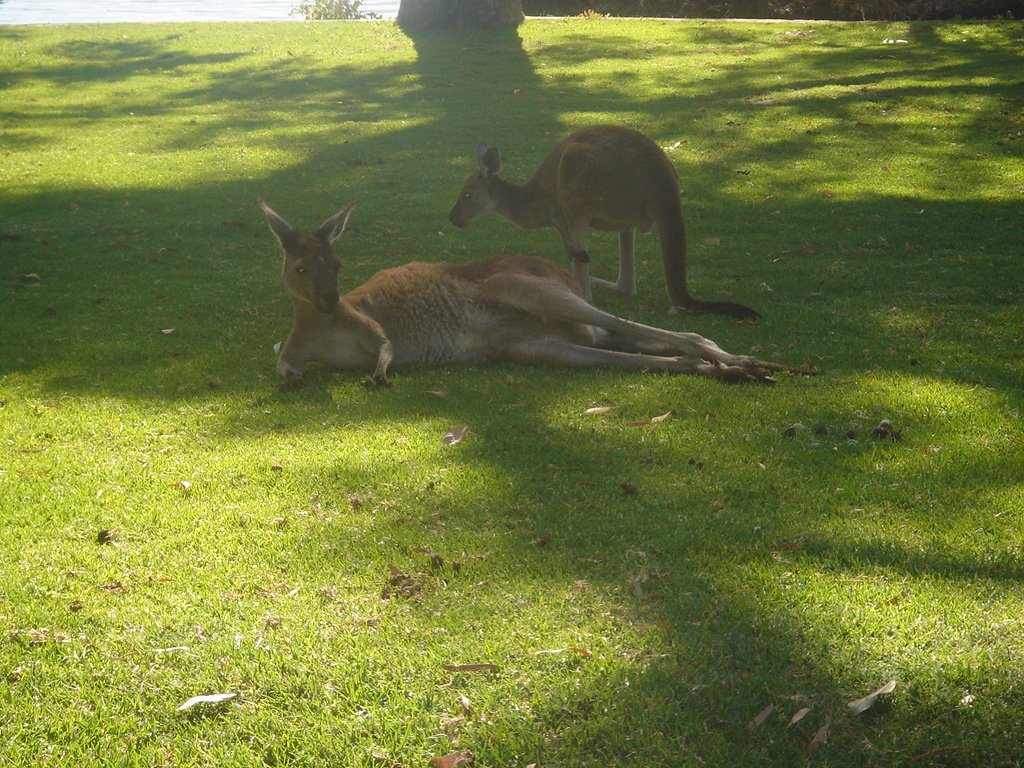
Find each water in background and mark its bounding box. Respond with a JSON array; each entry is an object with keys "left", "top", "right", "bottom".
[{"left": 0, "top": 0, "right": 399, "bottom": 24}]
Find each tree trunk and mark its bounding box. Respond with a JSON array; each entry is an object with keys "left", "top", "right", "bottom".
[{"left": 397, "top": 0, "right": 525, "bottom": 29}]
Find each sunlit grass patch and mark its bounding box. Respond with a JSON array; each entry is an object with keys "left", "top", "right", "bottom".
[{"left": 1, "top": 15, "right": 1023, "bottom": 768}]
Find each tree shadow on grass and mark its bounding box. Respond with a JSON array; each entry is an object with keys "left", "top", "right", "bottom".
[
  {"left": 3, "top": 188, "right": 1018, "bottom": 398},
  {"left": 402, "top": 26, "right": 556, "bottom": 139},
  {"left": 251, "top": 366, "right": 1023, "bottom": 763},
  {"left": 2, "top": 20, "right": 1023, "bottom": 765}
]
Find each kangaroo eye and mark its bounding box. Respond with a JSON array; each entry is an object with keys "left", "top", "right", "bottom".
[
  {"left": 463, "top": 192, "right": 472, "bottom": 199},
  {"left": 296, "top": 267, "right": 306, "bottom": 274}
]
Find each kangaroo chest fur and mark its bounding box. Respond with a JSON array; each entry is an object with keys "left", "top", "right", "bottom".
[{"left": 353, "top": 269, "right": 498, "bottom": 367}]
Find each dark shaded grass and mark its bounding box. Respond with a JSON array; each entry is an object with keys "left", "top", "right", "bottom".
[{"left": 1, "top": 17, "right": 1023, "bottom": 768}]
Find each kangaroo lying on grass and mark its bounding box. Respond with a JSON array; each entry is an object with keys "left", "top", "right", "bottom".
[
  {"left": 260, "top": 200, "right": 803, "bottom": 390},
  {"left": 448, "top": 124, "right": 760, "bottom": 320}
]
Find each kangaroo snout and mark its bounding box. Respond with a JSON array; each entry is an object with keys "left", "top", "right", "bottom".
[
  {"left": 317, "top": 288, "right": 340, "bottom": 310},
  {"left": 448, "top": 207, "right": 467, "bottom": 228}
]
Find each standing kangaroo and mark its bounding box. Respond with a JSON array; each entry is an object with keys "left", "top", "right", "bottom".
[
  {"left": 448, "top": 124, "right": 760, "bottom": 320},
  {"left": 260, "top": 200, "right": 802, "bottom": 389}
]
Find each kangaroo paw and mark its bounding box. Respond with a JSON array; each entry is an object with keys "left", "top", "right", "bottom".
[
  {"left": 703, "top": 360, "right": 776, "bottom": 384},
  {"left": 752, "top": 360, "right": 819, "bottom": 377}
]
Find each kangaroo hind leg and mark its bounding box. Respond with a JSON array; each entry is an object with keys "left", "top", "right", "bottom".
[
  {"left": 482, "top": 271, "right": 774, "bottom": 383},
  {"left": 504, "top": 338, "right": 751, "bottom": 379}
]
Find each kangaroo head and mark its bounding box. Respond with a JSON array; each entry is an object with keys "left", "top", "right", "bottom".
[
  {"left": 448, "top": 142, "right": 503, "bottom": 228},
  {"left": 259, "top": 199, "right": 353, "bottom": 314}
]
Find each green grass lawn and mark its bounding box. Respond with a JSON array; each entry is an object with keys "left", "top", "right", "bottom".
[{"left": 1, "top": 16, "right": 1022, "bottom": 767}]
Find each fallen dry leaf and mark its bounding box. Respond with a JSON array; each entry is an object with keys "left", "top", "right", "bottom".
[
  {"left": 650, "top": 410, "right": 675, "bottom": 423},
  {"left": 96, "top": 527, "right": 121, "bottom": 545},
  {"left": 806, "top": 715, "right": 831, "bottom": 754},
  {"left": 441, "top": 714, "right": 464, "bottom": 733},
  {"left": 171, "top": 480, "right": 191, "bottom": 490},
  {"left": 427, "top": 389, "right": 449, "bottom": 399},
  {"left": 871, "top": 419, "right": 902, "bottom": 441},
  {"left": 368, "top": 750, "right": 405, "bottom": 768},
  {"left": 27, "top": 628, "right": 71, "bottom": 644},
  {"left": 776, "top": 531, "right": 822, "bottom": 550},
  {"left": 382, "top": 564, "right": 428, "bottom": 600},
  {"left": 534, "top": 647, "right": 592, "bottom": 657},
  {"left": 442, "top": 663, "right": 499, "bottom": 673},
  {"left": 629, "top": 576, "right": 645, "bottom": 598},
  {"left": 585, "top": 406, "right": 613, "bottom": 415},
  {"left": 176, "top": 692, "right": 236, "bottom": 711},
  {"left": 429, "top": 751, "right": 474, "bottom": 768},
  {"left": 443, "top": 426, "right": 468, "bottom": 446},
  {"left": 884, "top": 588, "right": 910, "bottom": 606},
  {"left": 790, "top": 707, "right": 811, "bottom": 724},
  {"left": 746, "top": 703, "right": 774, "bottom": 731},
  {"left": 778, "top": 532, "right": 819, "bottom": 548},
  {"left": 908, "top": 747, "right": 970, "bottom": 764},
  {"left": 848, "top": 680, "right": 896, "bottom": 714}
]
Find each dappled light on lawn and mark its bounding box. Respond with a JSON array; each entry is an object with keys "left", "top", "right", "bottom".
[{"left": 1, "top": 16, "right": 1021, "bottom": 768}]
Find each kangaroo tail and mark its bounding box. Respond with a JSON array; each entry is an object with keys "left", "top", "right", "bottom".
[{"left": 656, "top": 196, "right": 761, "bottom": 321}]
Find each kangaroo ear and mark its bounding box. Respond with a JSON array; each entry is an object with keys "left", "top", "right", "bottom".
[
  {"left": 258, "top": 199, "right": 297, "bottom": 247},
  {"left": 476, "top": 143, "right": 501, "bottom": 180},
  {"left": 316, "top": 204, "right": 354, "bottom": 244}
]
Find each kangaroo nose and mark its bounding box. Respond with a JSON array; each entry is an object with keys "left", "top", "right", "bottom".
[
  {"left": 448, "top": 208, "right": 465, "bottom": 228},
  {"left": 319, "top": 289, "right": 339, "bottom": 308}
]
